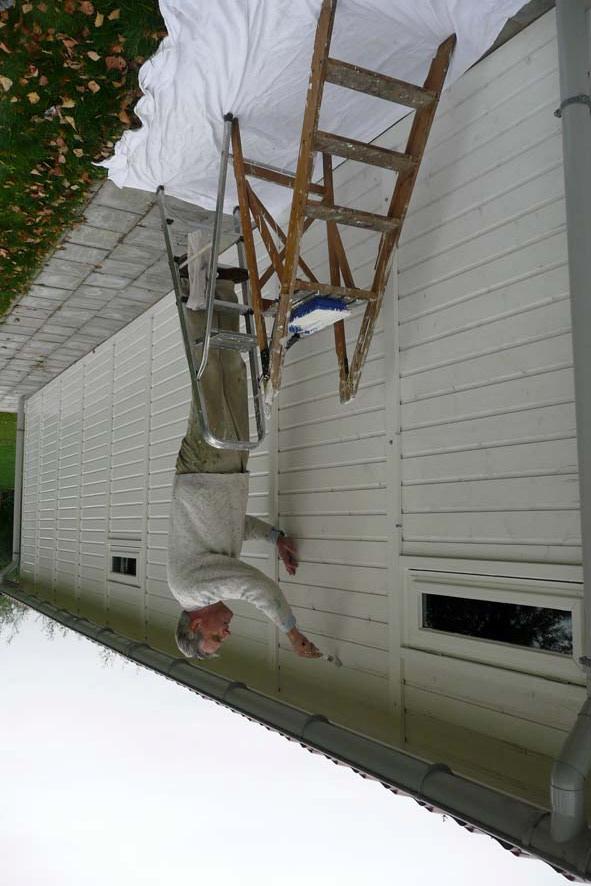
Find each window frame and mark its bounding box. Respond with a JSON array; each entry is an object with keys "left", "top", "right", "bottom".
[{"left": 403, "top": 569, "right": 584, "bottom": 682}]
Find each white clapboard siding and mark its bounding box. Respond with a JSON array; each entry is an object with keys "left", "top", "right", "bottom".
[
  {"left": 268, "top": 146, "right": 394, "bottom": 716},
  {"left": 393, "top": 11, "right": 581, "bottom": 563},
  {"left": 20, "top": 396, "right": 41, "bottom": 586}
]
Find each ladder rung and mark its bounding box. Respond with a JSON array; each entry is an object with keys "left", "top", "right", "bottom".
[
  {"left": 315, "top": 130, "right": 416, "bottom": 173},
  {"left": 197, "top": 330, "right": 258, "bottom": 351},
  {"left": 305, "top": 201, "right": 399, "bottom": 233},
  {"left": 241, "top": 159, "right": 325, "bottom": 196},
  {"left": 184, "top": 299, "right": 253, "bottom": 315},
  {"left": 325, "top": 58, "right": 436, "bottom": 110},
  {"left": 213, "top": 299, "right": 253, "bottom": 315},
  {"left": 295, "top": 279, "right": 377, "bottom": 302}
]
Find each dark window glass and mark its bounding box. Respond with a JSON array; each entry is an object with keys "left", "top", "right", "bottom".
[
  {"left": 111, "top": 556, "right": 137, "bottom": 577},
  {"left": 422, "top": 594, "right": 572, "bottom": 655}
]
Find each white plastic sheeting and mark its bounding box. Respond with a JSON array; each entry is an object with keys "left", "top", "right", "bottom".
[{"left": 102, "top": 0, "right": 524, "bottom": 212}]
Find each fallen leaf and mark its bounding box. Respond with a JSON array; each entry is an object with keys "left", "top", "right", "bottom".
[
  {"left": 38, "top": 1, "right": 48, "bottom": 10},
  {"left": 0, "top": 75, "right": 12, "bottom": 91},
  {"left": 58, "top": 154, "right": 67, "bottom": 165},
  {"left": 110, "top": 42, "right": 124, "bottom": 53},
  {"left": 73, "top": 148, "right": 84, "bottom": 157},
  {"left": 39, "top": 74, "right": 48, "bottom": 86},
  {"left": 27, "top": 91, "right": 40, "bottom": 104},
  {"left": 107, "top": 8, "right": 120, "bottom": 20},
  {"left": 61, "top": 96, "right": 75, "bottom": 108},
  {"left": 87, "top": 50, "right": 100, "bottom": 61},
  {"left": 87, "top": 80, "right": 100, "bottom": 93},
  {"left": 64, "top": 115, "right": 77, "bottom": 129},
  {"left": 22, "top": 2, "right": 32, "bottom": 11},
  {"left": 9, "top": 96, "right": 17, "bottom": 103},
  {"left": 79, "top": 0, "right": 94, "bottom": 14},
  {"left": 94, "top": 11, "right": 104, "bottom": 26},
  {"left": 105, "top": 55, "right": 126, "bottom": 71},
  {"left": 118, "top": 108, "right": 130, "bottom": 125},
  {"left": 0, "top": 41, "right": 10, "bottom": 54}
]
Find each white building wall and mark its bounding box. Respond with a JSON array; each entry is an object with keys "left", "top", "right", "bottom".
[{"left": 19, "top": 10, "right": 586, "bottom": 804}]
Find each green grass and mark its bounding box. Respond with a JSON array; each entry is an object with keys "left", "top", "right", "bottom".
[
  {"left": 0, "top": 412, "right": 16, "bottom": 491},
  {"left": 0, "top": 0, "right": 165, "bottom": 317}
]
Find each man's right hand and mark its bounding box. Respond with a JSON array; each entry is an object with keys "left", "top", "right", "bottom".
[{"left": 287, "top": 627, "right": 322, "bottom": 658}]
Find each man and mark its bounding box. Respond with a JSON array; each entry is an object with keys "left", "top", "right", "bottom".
[{"left": 167, "top": 270, "right": 321, "bottom": 661}]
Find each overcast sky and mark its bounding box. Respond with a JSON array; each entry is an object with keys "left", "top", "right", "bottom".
[{"left": 0, "top": 609, "right": 565, "bottom": 886}]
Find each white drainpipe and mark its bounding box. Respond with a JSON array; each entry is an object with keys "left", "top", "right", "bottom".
[{"left": 551, "top": 0, "right": 591, "bottom": 844}]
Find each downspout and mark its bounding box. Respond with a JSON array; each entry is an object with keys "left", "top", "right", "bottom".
[
  {"left": 1, "top": 396, "right": 25, "bottom": 583},
  {"left": 551, "top": 0, "right": 591, "bottom": 844}
]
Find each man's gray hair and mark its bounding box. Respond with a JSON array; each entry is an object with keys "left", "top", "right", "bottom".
[{"left": 175, "top": 610, "right": 218, "bottom": 660}]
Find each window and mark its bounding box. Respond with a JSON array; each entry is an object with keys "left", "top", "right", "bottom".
[
  {"left": 108, "top": 543, "right": 142, "bottom": 588},
  {"left": 422, "top": 594, "right": 573, "bottom": 655},
  {"left": 111, "top": 556, "right": 137, "bottom": 577},
  {"left": 404, "top": 570, "right": 583, "bottom": 681}
]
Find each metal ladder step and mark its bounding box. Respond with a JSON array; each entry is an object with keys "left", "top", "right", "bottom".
[
  {"left": 314, "top": 130, "right": 416, "bottom": 173},
  {"left": 196, "top": 329, "right": 259, "bottom": 351},
  {"left": 305, "top": 200, "right": 400, "bottom": 233},
  {"left": 325, "top": 57, "right": 436, "bottom": 110}
]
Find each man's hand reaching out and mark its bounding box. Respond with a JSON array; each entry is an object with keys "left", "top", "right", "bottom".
[
  {"left": 287, "top": 627, "right": 322, "bottom": 658},
  {"left": 277, "top": 534, "right": 298, "bottom": 576}
]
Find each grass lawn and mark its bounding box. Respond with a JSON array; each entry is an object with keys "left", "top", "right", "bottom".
[
  {"left": 0, "top": 412, "right": 16, "bottom": 491},
  {"left": 0, "top": 0, "right": 165, "bottom": 318}
]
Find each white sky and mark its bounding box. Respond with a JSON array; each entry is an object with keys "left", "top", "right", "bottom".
[{"left": 0, "top": 610, "right": 566, "bottom": 886}]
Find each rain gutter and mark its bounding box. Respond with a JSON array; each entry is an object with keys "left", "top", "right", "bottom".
[
  {"left": 3, "top": 584, "right": 591, "bottom": 881},
  {"left": 550, "top": 0, "right": 591, "bottom": 844}
]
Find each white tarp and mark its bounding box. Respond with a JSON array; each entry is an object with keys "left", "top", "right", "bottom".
[{"left": 102, "top": 0, "right": 525, "bottom": 213}]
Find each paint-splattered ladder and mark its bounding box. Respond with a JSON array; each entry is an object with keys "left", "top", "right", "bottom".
[{"left": 232, "top": 0, "right": 455, "bottom": 403}]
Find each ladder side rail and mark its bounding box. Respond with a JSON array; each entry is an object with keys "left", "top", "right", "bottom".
[
  {"left": 231, "top": 118, "right": 270, "bottom": 375},
  {"left": 345, "top": 35, "right": 456, "bottom": 401},
  {"left": 233, "top": 208, "right": 266, "bottom": 446},
  {"left": 323, "top": 152, "right": 350, "bottom": 399},
  {"left": 269, "top": 0, "right": 339, "bottom": 394},
  {"left": 156, "top": 186, "right": 215, "bottom": 447},
  {"left": 246, "top": 185, "right": 286, "bottom": 284},
  {"left": 248, "top": 186, "right": 319, "bottom": 285},
  {"left": 259, "top": 216, "right": 317, "bottom": 288},
  {"left": 197, "top": 113, "right": 234, "bottom": 381}
]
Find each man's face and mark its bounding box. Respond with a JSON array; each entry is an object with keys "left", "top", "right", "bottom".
[{"left": 189, "top": 604, "right": 233, "bottom": 655}]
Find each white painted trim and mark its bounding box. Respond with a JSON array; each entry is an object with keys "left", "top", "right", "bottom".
[{"left": 403, "top": 568, "right": 584, "bottom": 682}]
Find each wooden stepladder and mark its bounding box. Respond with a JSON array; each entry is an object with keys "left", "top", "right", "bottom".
[{"left": 232, "top": 0, "right": 456, "bottom": 402}]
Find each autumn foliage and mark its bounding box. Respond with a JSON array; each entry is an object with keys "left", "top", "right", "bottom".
[{"left": 0, "top": 0, "right": 165, "bottom": 314}]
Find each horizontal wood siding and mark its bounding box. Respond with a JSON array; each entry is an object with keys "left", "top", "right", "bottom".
[{"left": 395, "top": 11, "right": 580, "bottom": 563}]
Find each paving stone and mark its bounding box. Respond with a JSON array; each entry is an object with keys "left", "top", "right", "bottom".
[
  {"left": 27, "top": 285, "right": 71, "bottom": 304},
  {"left": 52, "top": 306, "right": 96, "bottom": 327},
  {"left": 109, "top": 243, "right": 156, "bottom": 265},
  {"left": 123, "top": 224, "right": 167, "bottom": 251},
  {"left": 78, "top": 318, "right": 122, "bottom": 337},
  {"left": 98, "top": 300, "right": 144, "bottom": 322},
  {"left": 94, "top": 181, "right": 154, "bottom": 215},
  {"left": 84, "top": 271, "right": 134, "bottom": 290},
  {"left": 95, "top": 257, "right": 147, "bottom": 279},
  {"left": 56, "top": 241, "right": 110, "bottom": 266},
  {"left": 84, "top": 203, "right": 141, "bottom": 234},
  {"left": 133, "top": 265, "right": 173, "bottom": 292},
  {"left": 36, "top": 259, "right": 94, "bottom": 290},
  {"left": 117, "top": 286, "right": 163, "bottom": 305},
  {"left": 66, "top": 224, "right": 121, "bottom": 250}
]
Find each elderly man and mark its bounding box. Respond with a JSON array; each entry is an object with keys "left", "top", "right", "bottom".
[{"left": 167, "top": 272, "right": 321, "bottom": 661}]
